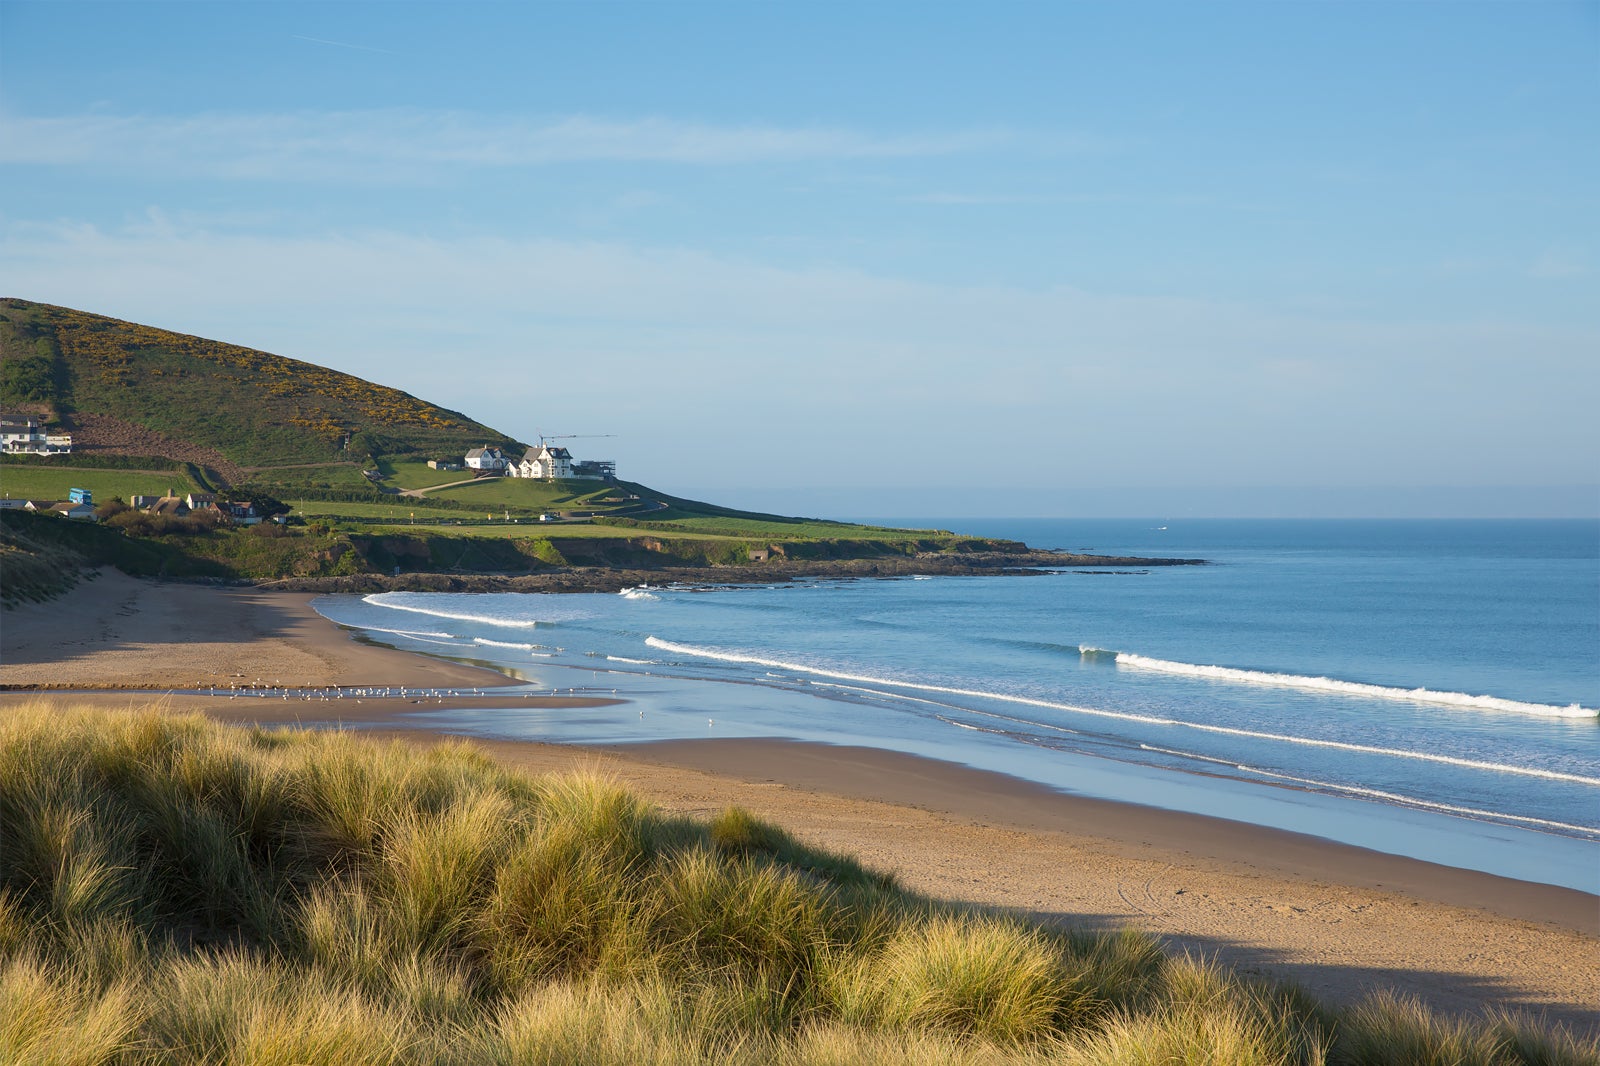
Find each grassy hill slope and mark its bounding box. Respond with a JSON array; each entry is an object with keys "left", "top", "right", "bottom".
[
  {"left": 0, "top": 299, "right": 518, "bottom": 473},
  {"left": 0, "top": 300, "right": 1097, "bottom": 593}
]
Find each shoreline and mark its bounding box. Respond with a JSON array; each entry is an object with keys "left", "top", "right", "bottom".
[
  {"left": 224, "top": 548, "right": 1207, "bottom": 595},
  {"left": 2, "top": 571, "right": 1596, "bottom": 1032}
]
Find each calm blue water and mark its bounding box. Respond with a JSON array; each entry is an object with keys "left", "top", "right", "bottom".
[{"left": 313, "top": 519, "right": 1600, "bottom": 891}]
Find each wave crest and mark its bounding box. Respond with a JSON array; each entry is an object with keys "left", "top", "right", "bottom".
[
  {"left": 644, "top": 637, "right": 1600, "bottom": 787},
  {"left": 1108, "top": 652, "right": 1597, "bottom": 719},
  {"left": 362, "top": 593, "right": 541, "bottom": 629}
]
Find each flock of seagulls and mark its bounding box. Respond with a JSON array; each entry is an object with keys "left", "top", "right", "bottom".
[{"left": 201, "top": 681, "right": 618, "bottom": 702}]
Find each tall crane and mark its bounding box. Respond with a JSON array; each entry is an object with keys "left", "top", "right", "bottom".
[{"left": 537, "top": 433, "right": 616, "bottom": 446}]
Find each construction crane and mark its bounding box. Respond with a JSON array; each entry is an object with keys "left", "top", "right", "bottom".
[{"left": 537, "top": 433, "right": 616, "bottom": 446}]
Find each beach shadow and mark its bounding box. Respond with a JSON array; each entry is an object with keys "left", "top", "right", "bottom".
[
  {"left": 1027, "top": 908, "right": 1599, "bottom": 1039},
  {"left": 0, "top": 575, "right": 317, "bottom": 669}
]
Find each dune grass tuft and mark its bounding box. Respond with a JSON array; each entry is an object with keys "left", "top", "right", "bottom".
[{"left": 0, "top": 700, "right": 1593, "bottom": 1065}]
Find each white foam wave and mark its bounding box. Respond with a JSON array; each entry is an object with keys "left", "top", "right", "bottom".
[
  {"left": 606, "top": 656, "right": 659, "bottom": 665},
  {"left": 1111, "top": 652, "right": 1597, "bottom": 719},
  {"left": 1217, "top": 759, "right": 1600, "bottom": 836},
  {"left": 474, "top": 638, "right": 537, "bottom": 651},
  {"left": 644, "top": 637, "right": 1600, "bottom": 788},
  {"left": 619, "top": 587, "right": 660, "bottom": 600},
  {"left": 361, "top": 593, "right": 541, "bottom": 629}
]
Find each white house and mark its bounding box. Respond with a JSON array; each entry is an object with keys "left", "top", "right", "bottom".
[
  {"left": 1, "top": 416, "right": 72, "bottom": 455},
  {"left": 464, "top": 446, "right": 509, "bottom": 474}
]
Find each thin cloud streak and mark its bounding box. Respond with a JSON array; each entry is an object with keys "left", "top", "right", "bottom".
[
  {"left": 0, "top": 109, "right": 1012, "bottom": 179},
  {"left": 290, "top": 34, "right": 399, "bottom": 56}
]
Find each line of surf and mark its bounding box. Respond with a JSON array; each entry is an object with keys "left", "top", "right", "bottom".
[
  {"left": 473, "top": 638, "right": 551, "bottom": 652},
  {"left": 1132, "top": 744, "right": 1597, "bottom": 835},
  {"left": 645, "top": 637, "right": 1600, "bottom": 787},
  {"left": 362, "top": 593, "right": 541, "bottom": 629},
  {"left": 1091, "top": 648, "right": 1597, "bottom": 719}
]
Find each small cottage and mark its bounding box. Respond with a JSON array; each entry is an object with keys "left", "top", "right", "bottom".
[
  {"left": 464, "top": 446, "right": 509, "bottom": 474},
  {"left": 218, "top": 500, "right": 261, "bottom": 525},
  {"left": 47, "top": 501, "right": 98, "bottom": 521},
  {"left": 0, "top": 416, "right": 72, "bottom": 455}
]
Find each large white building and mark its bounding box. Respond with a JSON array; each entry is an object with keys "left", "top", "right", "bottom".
[{"left": 510, "top": 444, "right": 616, "bottom": 481}]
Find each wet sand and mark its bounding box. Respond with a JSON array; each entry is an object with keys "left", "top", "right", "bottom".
[{"left": 3, "top": 571, "right": 1596, "bottom": 1034}]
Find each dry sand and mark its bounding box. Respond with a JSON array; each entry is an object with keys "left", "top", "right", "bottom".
[
  {"left": 3, "top": 571, "right": 1596, "bottom": 1035},
  {"left": 0, "top": 569, "right": 506, "bottom": 691}
]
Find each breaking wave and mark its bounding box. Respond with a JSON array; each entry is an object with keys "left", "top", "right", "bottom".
[
  {"left": 1104, "top": 651, "right": 1597, "bottom": 719},
  {"left": 644, "top": 637, "right": 1600, "bottom": 787},
  {"left": 362, "top": 593, "right": 541, "bottom": 629},
  {"left": 619, "top": 587, "right": 661, "bottom": 600},
  {"left": 473, "top": 638, "right": 540, "bottom": 651}
]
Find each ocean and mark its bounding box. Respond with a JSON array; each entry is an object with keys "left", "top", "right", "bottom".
[{"left": 312, "top": 518, "right": 1600, "bottom": 892}]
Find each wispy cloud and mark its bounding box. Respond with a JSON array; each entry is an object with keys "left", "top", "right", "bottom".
[{"left": 0, "top": 109, "right": 1009, "bottom": 180}]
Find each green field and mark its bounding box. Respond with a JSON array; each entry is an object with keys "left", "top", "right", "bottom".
[
  {"left": 0, "top": 463, "right": 202, "bottom": 504},
  {"left": 619, "top": 513, "right": 940, "bottom": 541},
  {"left": 375, "top": 458, "right": 471, "bottom": 490},
  {"left": 426, "top": 475, "right": 633, "bottom": 511},
  {"left": 242, "top": 462, "right": 373, "bottom": 492},
  {"left": 282, "top": 498, "right": 472, "bottom": 521},
  {"left": 356, "top": 519, "right": 744, "bottom": 541}
]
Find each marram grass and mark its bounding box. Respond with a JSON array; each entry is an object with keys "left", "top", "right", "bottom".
[{"left": 0, "top": 702, "right": 1593, "bottom": 1065}]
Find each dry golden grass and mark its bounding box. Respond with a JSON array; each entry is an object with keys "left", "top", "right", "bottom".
[{"left": 0, "top": 701, "right": 1593, "bottom": 1065}]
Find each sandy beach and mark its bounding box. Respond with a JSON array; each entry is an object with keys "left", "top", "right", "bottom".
[{"left": 3, "top": 570, "right": 1596, "bottom": 1036}]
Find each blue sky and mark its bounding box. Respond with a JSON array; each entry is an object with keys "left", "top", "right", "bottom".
[{"left": 2, "top": 1, "right": 1595, "bottom": 517}]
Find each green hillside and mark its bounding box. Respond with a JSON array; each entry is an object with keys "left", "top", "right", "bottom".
[
  {"left": 0, "top": 299, "right": 519, "bottom": 473},
  {"left": 0, "top": 299, "right": 1068, "bottom": 593}
]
